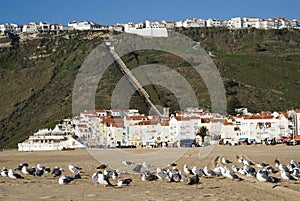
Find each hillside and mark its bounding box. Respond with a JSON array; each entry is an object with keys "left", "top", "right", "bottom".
[{"left": 1, "top": 28, "right": 300, "bottom": 148}]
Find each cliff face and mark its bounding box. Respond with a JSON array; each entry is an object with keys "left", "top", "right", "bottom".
[{"left": 1, "top": 28, "right": 300, "bottom": 148}]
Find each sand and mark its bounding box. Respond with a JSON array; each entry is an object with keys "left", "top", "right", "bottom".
[{"left": 1, "top": 144, "right": 300, "bottom": 201}]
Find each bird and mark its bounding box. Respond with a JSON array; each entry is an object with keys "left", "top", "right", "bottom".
[
  {"left": 15, "top": 163, "right": 29, "bottom": 171},
  {"left": 256, "top": 170, "right": 270, "bottom": 182},
  {"left": 222, "top": 157, "right": 232, "bottom": 164},
  {"left": 116, "top": 169, "right": 127, "bottom": 175},
  {"left": 68, "top": 164, "right": 82, "bottom": 174},
  {"left": 274, "top": 158, "right": 280, "bottom": 167},
  {"left": 34, "top": 169, "right": 44, "bottom": 177},
  {"left": 183, "top": 164, "right": 193, "bottom": 175},
  {"left": 187, "top": 175, "right": 200, "bottom": 186},
  {"left": 167, "top": 163, "right": 177, "bottom": 167},
  {"left": 97, "top": 171, "right": 115, "bottom": 187},
  {"left": 22, "top": 166, "right": 35, "bottom": 175},
  {"left": 92, "top": 172, "right": 99, "bottom": 184},
  {"left": 74, "top": 173, "right": 81, "bottom": 179},
  {"left": 142, "top": 162, "right": 152, "bottom": 169},
  {"left": 141, "top": 172, "right": 157, "bottom": 181},
  {"left": 203, "top": 166, "right": 217, "bottom": 177},
  {"left": 156, "top": 168, "right": 169, "bottom": 180},
  {"left": 104, "top": 169, "right": 118, "bottom": 180},
  {"left": 58, "top": 175, "right": 74, "bottom": 184},
  {"left": 44, "top": 167, "right": 51, "bottom": 173},
  {"left": 192, "top": 166, "right": 204, "bottom": 176},
  {"left": 8, "top": 169, "right": 24, "bottom": 179},
  {"left": 256, "top": 163, "right": 269, "bottom": 168},
  {"left": 96, "top": 163, "right": 108, "bottom": 169},
  {"left": 213, "top": 165, "right": 222, "bottom": 176},
  {"left": 231, "top": 165, "right": 240, "bottom": 173},
  {"left": 1, "top": 167, "right": 8, "bottom": 177},
  {"left": 52, "top": 166, "right": 63, "bottom": 177},
  {"left": 122, "top": 161, "right": 134, "bottom": 166},
  {"left": 243, "top": 159, "right": 254, "bottom": 166},
  {"left": 117, "top": 178, "right": 132, "bottom": 187},
  {"left": 281, "top": 170, "right": 297, "bottom": 181},
  {"left": 37, "top": 164, "right": 45, "bottom": 171},
  {"left": 236, "top": 156, "right": 244, "bottom": 164},
  {"left": 243, "top": 164, "right": 256, "bottom": 177},
  {"left": 132, "top": 164, "right": 142, "bottom": 173}
]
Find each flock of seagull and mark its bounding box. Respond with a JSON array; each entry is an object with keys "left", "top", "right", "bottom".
[{"left": 1, "top": 155, "right": 300, "bottom": 188}]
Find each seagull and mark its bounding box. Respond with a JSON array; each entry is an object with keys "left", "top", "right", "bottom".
[
  {"left": 34, "top": 169, "right": 44, "bottom": 177},
  {"left": 15, "top": 163, "right": 29, "bottom": 171},
  {"left": 274, "top": 158, "right": 280, "bottom": 167},
  {"left": 167, "top": 163, "right": 177, "bottom": 167},
  {"left": 132, "top": 164, "right": 142, "bottom": 173},
  {"left": 122, "top": 161, "right": 134, "bottom": 166},
  {"left": 44, "top": 167, "right": 51, "bottom": 173},
  {"left": 116, "top": 169, "right": 127, "bottom": 175},
  {"left": 96, "top": 164, "right": 108, "bottom": 169},
  {"left": 213, "top": 165, "right": 222, "bottom": 176},
  {"left": 236, "top": 156, "right": 244, "bottom": 164},
  {"left": 1, "top": 167, "right": 8, "bottom": 177},
  {"left": 203, "top": 166, "right": 216, "bottom": 177},
  {"left": 68, "top": 164, "right": 82, "bottom": 174},
  {"left": 231, "top": 165, "right": 240, "bottom": 173},
  {"left": 278, "top": 164, "right": 289, "bottom": 172},
  {"left": 192, "top": 166, "right": 204, "bottom": 176},
  {"left": 156, "top": 168, "right": 169, "bottom": 180},
  {"left": 22, "top": 166, "right": 35, "bottom": 175},
  {"left": 243, "top": 159, "right": 254, "bottom": 166},
  {"left": 243, "top": 164, "right": 256, "bottom": 177},
  {"left": 187, "top": 175, "right": 200, "bottom": 186},
  {"left": 256, "top": 163, "right": 269, "bottom": 168},
  {"left": 92, "top": 172, "right": 100, "bottom": 184},
  {"left": 222, "top": 157, "right": 232, "bottom": 164},
  {"left": 141, "top": 172, "right": 158, "bottom": 181},
  {"left": 117, "top": 178, "right": 132, "bottom": 187},
  {"left": 97, "top": 171, "right": 115, "bottom": 187},
  {"left": 183, "top": 164, "right": 193, "bottom": 175},
  {"left": 58, "top": 175, "right": 74, "bottom": 184},
  {"left": 290, "top": 160, "right": 300, "bottom": 168},
  {"left": 8, "top": 169, "right": 24, "bottom": 179},
  {"left": 281, "top": 170, "right": 297, "bottom": 181},
  {"left": 52, "top": 166, "right": 63, "bottom": 177},
  {"left": 142, "top": 162, "right": 152, "bottom": 169},
  {"left": 222, "top": 167, "right": 242, "bottom": 180},
  {"left": 256, "top": 170, "right": 269, "bottom": 182},
  {"left": 104, "top": 169, "right": 118, "bottom": 180},
  {"left": 37, "top": 164, "right": 45, "bottom": 171}
]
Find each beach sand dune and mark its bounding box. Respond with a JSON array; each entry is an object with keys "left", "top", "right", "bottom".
[{"left": 1, "top": 145, "right": 300, "bottom": 201}]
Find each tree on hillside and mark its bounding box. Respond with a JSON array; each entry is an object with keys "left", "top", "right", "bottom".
[{"left": 196, "top": 126, "right": 209, "bottom": 146}]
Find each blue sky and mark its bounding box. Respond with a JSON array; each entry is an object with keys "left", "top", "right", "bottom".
[{"left": 1, "top": 0, "right": 299, "bottom": 25}]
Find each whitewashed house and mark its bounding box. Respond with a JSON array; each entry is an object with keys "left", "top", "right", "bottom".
[
  {"left": 22, "top": 22, "right": 39, "bottom": 33},
  {"left": 0, "top": 23, "right": 21, "bottom": 34},
  {"left": 145, "top": 20, "right": 166, "bottom": 28},
  {"left": 227, "top": 17, "right": 243, "bottom": 28},
  {"left": 169, "top": 116, "right": 202, "bottom": 141},
  {"left": 182, "top": 18, "right": 206, "bottom": 28},
  {"left": 39, "top": 22, "right": 50, "bottom": 31},
  {"left": 260, "top": 19, "right": 275, "bottom": 29},
  {"left": 206, "top": 18, "right": 222, "bottom": 27},
  {"left": 242, "top": 17, "right": 260, "bottom": 28},
  {"left": 50, "top": 24, "right": 63, "bottom": 31},
  {"left": 68, "top": 21, "right": 101, "bottom": 30}
]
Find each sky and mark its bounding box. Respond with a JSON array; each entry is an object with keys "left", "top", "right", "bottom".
[{"left": 1, "top": 0, "right": 300, "bottom": 25}]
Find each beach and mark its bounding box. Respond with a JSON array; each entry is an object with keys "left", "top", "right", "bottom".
[{"left": 1, "top": 144, "right": 300, "bottom": 201}]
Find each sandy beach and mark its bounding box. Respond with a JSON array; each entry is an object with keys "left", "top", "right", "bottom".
[{"left": 1, "top": 144, "right": 300, "bottom": 201}]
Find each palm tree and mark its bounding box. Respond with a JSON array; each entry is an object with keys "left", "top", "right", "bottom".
[{"left": 196, "top": 126, "right": 209, "bottom": 146}]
